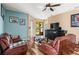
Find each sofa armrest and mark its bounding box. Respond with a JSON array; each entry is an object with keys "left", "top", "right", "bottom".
[{"left": 4, "top": 45, "right": 27, "bottom": 55}]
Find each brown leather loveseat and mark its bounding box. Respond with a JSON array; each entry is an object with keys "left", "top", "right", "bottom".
[{"left": 0, "top": 36, "right": 27, "bottom": 55}]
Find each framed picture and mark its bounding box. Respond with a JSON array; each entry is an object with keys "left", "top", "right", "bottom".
[
  {"left": 71, "top": 14, "right": 79, "bottom": 27},
  {"left": 9, "top": 16, "right": 18, "bottom": 23},
  {"left": 19, "top": 18, "right": 26, "bottom": 25}
]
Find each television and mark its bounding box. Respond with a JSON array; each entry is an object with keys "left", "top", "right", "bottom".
[{"left": 50, "top": 23, "right": 59, "bottom": 29}]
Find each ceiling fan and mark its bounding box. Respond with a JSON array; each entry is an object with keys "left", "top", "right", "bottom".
[{"left": 42, "top": 3, "right": 61, "bottom": 12}]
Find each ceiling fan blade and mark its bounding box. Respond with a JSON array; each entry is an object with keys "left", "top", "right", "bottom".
[
  {"left": 42, "top": 7, "right": 47, "bottom": 11},
  {"left": 50, "top": 4, "right": 61, "bottom": 7},
  {"left": 50, "top": 8, "right": 54, "bottom": 11}
]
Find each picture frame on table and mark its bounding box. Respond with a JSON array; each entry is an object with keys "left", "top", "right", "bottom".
[{"left": 71, "top": 13, "right": 79, "bottom": 27}]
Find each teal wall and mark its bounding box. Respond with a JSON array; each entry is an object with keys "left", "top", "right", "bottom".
[
  {"left": 0, "top": 4, "right": 3, "bottom": 34},
  {"left": 4, "top": 9, "right": 28, "bottom": 40}
]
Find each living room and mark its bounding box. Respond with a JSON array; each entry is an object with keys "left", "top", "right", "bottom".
[{"left": 0, "top": 3, "right": 79, "bottom": 55}]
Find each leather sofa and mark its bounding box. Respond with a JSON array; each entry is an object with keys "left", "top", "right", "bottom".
[
  {"left": 0, "top": 36, "right": 27, "bottom": 55},
  {"left": 38, "top": 34, "right": 77, "bottom": 55}
]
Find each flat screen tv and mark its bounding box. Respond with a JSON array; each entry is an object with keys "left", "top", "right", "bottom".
[{"left": 50, "top": 22, "right": 59, "bottom": 29}]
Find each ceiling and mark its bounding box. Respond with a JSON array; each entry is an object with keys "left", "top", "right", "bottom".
[{"left": 3, "top": 3, "right": 79, "bottom": 19}]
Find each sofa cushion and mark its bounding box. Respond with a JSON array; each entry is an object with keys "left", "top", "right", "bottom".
[
  {"left": 38, "top": 43, "right": 58, "bottom": 55},
  {"left": 59, "top": 39, "right": 76, "bottom": 54}
]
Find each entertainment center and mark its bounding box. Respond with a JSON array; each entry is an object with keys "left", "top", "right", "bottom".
[{"left": 45, "top": 22, "right": 67, "bottom": 40}]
